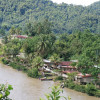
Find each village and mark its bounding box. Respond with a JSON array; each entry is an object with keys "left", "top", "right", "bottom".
[
  {"left": 0, "top": 32, "right": 100, "bottom": 97},
  {"left": 0, "top": 34, "right": 100, "bottom": 86},
  {"left": 42, "top": 59, "right": 100, "bottom": 86}
]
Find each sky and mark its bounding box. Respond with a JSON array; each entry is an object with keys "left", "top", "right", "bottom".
[{"left": 51, "top": 0, "right": 100, "bottom": 6}]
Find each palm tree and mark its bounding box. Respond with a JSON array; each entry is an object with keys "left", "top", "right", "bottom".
[
  {"left": 32, "top": 56, "right": 44, "bottom": 69},
  {"left": 36, "top": 34, "right": 50, "bottom": 57}
]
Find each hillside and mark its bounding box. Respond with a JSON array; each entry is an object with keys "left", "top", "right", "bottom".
[{"left": 0, "top": 0, "right": 100, "bottom": 34}]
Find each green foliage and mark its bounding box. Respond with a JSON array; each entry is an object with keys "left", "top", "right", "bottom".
[
  {"left": 3, "top": 39, "right": 22, "bottom": 57},
  {"left": 67, "top": 72, "right": 77, "bottom": 81},
  {"left": 65, "top": 81, "right": 100, "bottom": 97},
  {"left": 74, "top": 84, "right": 85, "bottom": 93},
  {"left": 23, "top": 34, "right": 56, "bottom": 58},
  {"left": 65, "top": 81, "right": 75, "bottom": 89},
  {"left": 40, "top": 85, "right": 70, "bottom": 100},
  {"left": 0, "top": 84, "right": 13, "bottom": 100},
  {"left": 32, "top": 56, "right": 44, "bottom": 69},
  {"left": 49, "top": 53, "right": 62, "bottom": 64},
  {"left": 2, "top": 36, "right": 9, "bottom": 44},
  {"left": 24, "top": 19, "right": 52, "bottom": 36},
  {"left": 27, "top": 68, "right": 39, "bottom": 78},
  {"left": 9, "top": 62, "right": 25, "bottom": 71},
  {"left": 71, "top": 62, "right": 76, "bottom": 67},
  {"left": 0, "top": 28, "right": 6, "bottom": 36},
  {"left": 95, "top": 90, "right": 100, "bottom": 97},
  {"left": 55, "top": 76, "right": 63, "bottom": 81},
  {"left": 85, "top": 84, "right": 97, "bottom": 96},
  {"left": 2, "top": 58, "right": 9, "bottom": 64},
  {"left": 0, "top": 0, "right": 100, "bottom": 34}
]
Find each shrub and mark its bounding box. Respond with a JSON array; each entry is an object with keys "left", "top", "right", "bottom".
[
  {"left": 40, "top": 86, "right": 70, "bottom": 100},
  {"left": 67, "top": 81, "right": 75, "bottom": 89},
  {"left": 9, "top": 62, "right": 25, "bottom": 71},
  {"left": 85, "top": 84, "right": 97, "bottom": 96},
  {"left": 55, "top": 76, "right": 63, "bottom": 81},
  {"left": 2, "top": 58, "right": 9, "bottom": 64},
  {"left": 95, "top": 90, "right": 100, "bottom": 97},
  {"left": 0, "top": 84, "right": 13, "bottom": 100},
  {"left": 74, "top": 84, "right": 85, "bottom": 93},
  {"left": 27, "top": 68, "right": 39, "bottom": 78},
  {"left": 9, "top": 62, "right": 17, "bottom": 69}
]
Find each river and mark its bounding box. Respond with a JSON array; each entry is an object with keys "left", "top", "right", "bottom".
[{"left": 0, "top": 63, "right": 99, "bottom": 100}]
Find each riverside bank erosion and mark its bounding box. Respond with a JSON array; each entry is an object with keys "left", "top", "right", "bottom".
[{"left": 0, "top": 63, "right": 100, "bottom": 100}]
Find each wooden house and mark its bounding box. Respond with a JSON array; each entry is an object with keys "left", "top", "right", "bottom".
[
  {"left": 59, "top": 61, "right": 77, "bottom": 74},
  {"left": 11, "top": 35, "right": 28, "bottom": 40},
  {"left": 75, "top": 73, "right": 93, "bottom": 84},
  {"left": 43, "top": 59, "right": 55, "bottom": 70}
]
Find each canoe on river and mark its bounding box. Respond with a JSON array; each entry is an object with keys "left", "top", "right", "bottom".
[{"left": 40, "top": 77, "right": 53, "bottom": 81}]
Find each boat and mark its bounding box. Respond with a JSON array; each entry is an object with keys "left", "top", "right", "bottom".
[{"left": 40, "top": 77, "right": 53, "bottom": 81}]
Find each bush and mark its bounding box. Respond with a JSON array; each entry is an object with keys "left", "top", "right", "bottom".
[
  {"left": 65, "top": 80, "right": 86, "bottom": 93},
  {"left": 55, "top": 76, "right": 63, "bottom": 81},
  {"left": 27, "top": 68, "right": 39, "bottom": 78},
  {"left": 9, "top": 62, "right": 17, "bottom": 69},
  {"left": 95, "top": 90, "right": 100, "bottom": 97},
  {"left": 74, "top": 84, "right": 85, "bottom": 93},
  {"left": 0, "top": 84, "right": 13, "bottom": 100},
  {"left": 85, "top": 84, "right": 97, "bottom": 96},
  {"left": 66, "top": 81, "right": 75, "bottom": 89},
  {"left": 9, "top": 62, "right": 25, "bottom": 71},
  {"left": 2, "top": 58, "right": 9, "bottom": 64},
  {"left": 65, "top": 80, "right": 100, "bottom": 97}
]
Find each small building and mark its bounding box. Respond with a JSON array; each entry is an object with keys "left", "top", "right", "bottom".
[
  {"left": 11, "top": 35, "right": 28, "bottom": 40},
  {"left": 43, "top": 59, "right": 55, "bottom": 70},
  {"left": 59, "top": 61, "right": 77, "bottom": 74},
  {"left": 16, "top": 35, "right": 28, "bottom": 39},
  {"left": 75, "top": 73, "right": 93, "bottom": 84}
]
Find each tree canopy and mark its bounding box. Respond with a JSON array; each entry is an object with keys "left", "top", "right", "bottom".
[{"left": 0, "top": 0, "right": 100, "bottom": 34}]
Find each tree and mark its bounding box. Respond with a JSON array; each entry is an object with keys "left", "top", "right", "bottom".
[
  {"left": 35, "top": 34, "right": 50, "bottom": 57},
  {"left": 77, "top": 54, "right": 94, "bottom": 74},
  {"left": 24, "top": 23, "right": 35, "bottom": 36},
  {"left": 0, "top": 28, "right": 5, "bottom": 36},
  {"left": 15, "top": 27, "right": 22, "bottom": 35},
  {"left": 49, "top": 53, "right": 62, "bottom": 66},
  {"left": 9, "top": 26, "right": 16, "bottom": 35},
  {"left": 67, "top": 72, "right": 78, "bottom": 81},
  {"left": 2, "top": 36, "right": 8, "bottom": 44},
  {"left": 32, "top": 56, "right": 44, "bottom": 69},
  {"left": 3, "top": 39, "right": 21, "bottom": 58},
  {"left": 23, "top": 36, "right": 39, "bottom": 57},
  {"left": 42, "top": 19, "right": 52, "bottom": 34}
]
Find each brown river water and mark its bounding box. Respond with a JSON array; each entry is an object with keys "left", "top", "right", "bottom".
[{"left": 0, "top": 63, "right": 100, "bottom": 100}]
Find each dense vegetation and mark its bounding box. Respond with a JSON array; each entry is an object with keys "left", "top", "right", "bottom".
[
  {"left": 0, "top": 0, "right": 100, "bottom": 98},
  {"left": 1, "top": 25, "right": 100, "bottom": 78},
  {"left": 0, "top": 19, "right": 100, "bottom": 97},
  {"left": 0, "top": 0, "right": 100, "bottom": 34},
  {"left": 64, "top": 80, "right": 100, "bottom": 97}
]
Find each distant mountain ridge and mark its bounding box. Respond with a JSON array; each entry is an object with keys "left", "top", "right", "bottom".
[{"left": 0, "top": 0, "right": 100, "bottom": 34}]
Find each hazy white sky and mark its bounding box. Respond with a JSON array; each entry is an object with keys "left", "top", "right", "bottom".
[{"left": 51, "top": 0, "right": 100, "bottom": 6}]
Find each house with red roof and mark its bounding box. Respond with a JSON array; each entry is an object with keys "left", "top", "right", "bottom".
[
  {"left": 59, "top": 61, "right": 78, "bottom": 74},
  {"left": 11, "top": 35, "right": 28, "bottom": 40},
  {"left": 75, "top": 73, "right": 94, "bottom": 84},
  {"left": 16, "top": 35, "right": 28, "bottom": 39}
]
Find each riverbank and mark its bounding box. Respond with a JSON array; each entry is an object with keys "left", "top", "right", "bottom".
[
  {"left": 0, "top": 63, "right": 100, "bottom": 100},
  {"left": 1, "top": 58, "right": 100, "bottom": 98}
]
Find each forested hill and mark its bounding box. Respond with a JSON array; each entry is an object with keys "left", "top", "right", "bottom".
[{"left": 0, "top": 0, "right": 100, "bottom": 34}]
